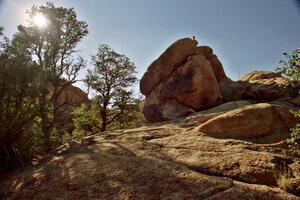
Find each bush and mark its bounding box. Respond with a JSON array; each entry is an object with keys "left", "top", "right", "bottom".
[
  {"left": 286, "top": 110, "right": 300, "bottom": 156},
  {"left": 72, "top": 99, "right": 145, "bottom": 140},
  {"left": 72, "top": 103, "right": 101, "bottom": 139},
  {"left": 277, "top": 48, "right": 300, "bottom": 156},
  {"left": 277, "top": 48, "right": 300, "bottom": 96},
  {"left": 0, "top": 37, "right": 43, "bottom": 173}
]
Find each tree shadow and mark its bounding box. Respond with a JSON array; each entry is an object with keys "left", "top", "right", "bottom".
[{"left": 0, "top": 133, "right": 298, "bottom": 199}]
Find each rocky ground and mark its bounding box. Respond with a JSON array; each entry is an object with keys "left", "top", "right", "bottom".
[{"left": 0, "top": 108, "right": 299, "bottom": 199}]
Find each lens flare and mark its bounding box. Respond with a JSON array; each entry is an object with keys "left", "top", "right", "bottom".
[{"left": 33, "top": 13, "right": 47, "bottom": 27}]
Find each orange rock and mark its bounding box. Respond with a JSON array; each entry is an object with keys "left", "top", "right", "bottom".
[
  {"left": 55, "top": 84, "right": 89, "bottom": 132},
  {"left": 198, "top": 103, "right": 299, "bottom": 142},
  {"left": 162, "top": 55, "right": 219, "bottom": 110},
  {"left": 140, "top": 38, "right": 198, "bottom": 95}
]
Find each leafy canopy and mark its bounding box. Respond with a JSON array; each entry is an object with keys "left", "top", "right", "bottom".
[
  {"left": 85, "top": 44, "right": 138, "bottom": 132},
  {"left": 0, "top": 35, "right": 43, "bottom": 172}
]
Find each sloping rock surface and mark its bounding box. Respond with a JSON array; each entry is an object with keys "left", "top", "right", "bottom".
[{"left": 1, "top": 116, "right": 300, "bottom": 199}]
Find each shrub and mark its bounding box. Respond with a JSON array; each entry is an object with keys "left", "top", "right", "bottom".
[
  {"left": 286, "top": 110, "right": 300, "bottom": 156},
  {"left": 72, "top": 103, "right": 101, "bottom": 139},
  {"left": 278, "top": 174, "right": 293, "bottom": 191},
  {"left": 0, "top": 37, "right": 43, "bottom": 173},
  {"left": 72, "top": 99, "right": 145, "bottom": 140},
  {"left": 277, "top": 48, "right": 300, "bottom": 156}
]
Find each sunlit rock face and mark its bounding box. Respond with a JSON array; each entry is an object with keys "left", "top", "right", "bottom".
[
  {"left": 140, "top": 38, "right": 293, "bottom": 122},
  {"left": 55, "top": 84, "right": 89, "bottom": 132}
]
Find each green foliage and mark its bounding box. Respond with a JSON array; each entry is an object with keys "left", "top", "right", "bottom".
[
  {"left": 109, "top": 96, "right": 145, "bottom": 130},
  {"left": 0, "top": 2, "right": 89, "bottom": 173},
  {"left": 85, "top": 44, "right": 138, "bottom": 132},
  {"left": 0, "top": 36, "right": 43, "bottom": 173},
  {"left": 72, "top": 98, "right": 145, "bottom": 140},
  {"left": 286, "top": 110, "right": 300, "bottom": 156},
  {"left": 277, "top": 48, "right": 300, "bottom": 156},
  {"left": 72, "top": 103, "right": 101, "bottom": 139},
  {"left": 14, "top": 2, "right": 89, "bottom": 150},
  {"left": 278, "top": 49, "right": 300, "bottom": 81},
  {"left": 0, "top": 2, "right": 144, "bottom": 175},
  {"left": 50, "top": 128, "right": 71, "bottom": 146},
  {"left": 277, "top": 48, "right": 300, "bottom": 96}
]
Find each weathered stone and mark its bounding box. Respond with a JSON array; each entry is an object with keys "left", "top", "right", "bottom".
[
  {"left": 185, "top": 100, "right": 252, "bottom": 124},
  {"left": 1, "top": 118, "right": 299, "bottom": 199},
  {"left": 197, "top": 103, "right": 299, "bottom": 141},
  {"left": 217, "top": 71, "right": 288, "bottom": 103},
  {"left": 286, "top": 178, "right": 300, "bottom": 196},
  {"left": 139, "top": 38, "right": 298, "bottom": 141},
  {"left": 55, "top": 84, "right": 89, "bottom": 132},
  {"left": 55, "top": 84, "right": 89, "bottom": 107},
  {"left": 196, "top": 46, "right": 213, "bottom": 55},
  {"left": 140, "top": 38, "right": 198, "bottom": 95},
  {"left": 142, "top": 54, "right": 220, "bottom": 122},
  {"left": 162, "top": 55, "right": 219, "bottom": 110},
  {"left": 206, "top": 54, "right": 227, "bottom": 82},
  {"left": 242, "top": 74, "right": 287, "bottom": 101},
  {"left": 240, "top": 71, "right": 282, "bottom": 81}
]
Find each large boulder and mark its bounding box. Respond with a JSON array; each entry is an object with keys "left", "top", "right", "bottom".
[
  {"left": 184, "top": 100, "right": 253, "bottom": 125},
  {"left": 218, "top": 71, "right": 288, "bottom": 103},
  {"left": 160, "top": 55, "right": 219, "bottom": 110},
  {"left": 197, "top": 103, "right": 299, "bottom": 142},
  {"left": 55, "top": 84, "right": 89, "bottom": 107},
  {"left": 239, "top": 71, "right": 287, "bottom": 101},
  {"left": 140, "top": 38, "right": 198, "bottom": 96},
  {"left": 55, "top": 84, "right": 89, "bottom": 132},
  {"left": 141, "top": 38, "right": 224, "bottom": 122}
]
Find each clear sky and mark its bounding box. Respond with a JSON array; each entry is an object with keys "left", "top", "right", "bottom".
[{"left": 0, "top": 0, "right": 299, "bottom": 92}]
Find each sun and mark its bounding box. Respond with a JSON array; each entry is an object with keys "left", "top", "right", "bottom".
[{"left": 33, "top": 13, "right": 47, "bottom": 27}]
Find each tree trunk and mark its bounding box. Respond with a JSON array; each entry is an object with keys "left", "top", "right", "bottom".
[
  {"left": 39, "top": 95, "right": 51, "bottom": 152},
  {"left": 100, "top": 110, "right": 107, "bottom": 132}
]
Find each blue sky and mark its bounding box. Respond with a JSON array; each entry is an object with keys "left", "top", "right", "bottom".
[{"left": 0, "top": 0, "right": 299, "bottom": 92}]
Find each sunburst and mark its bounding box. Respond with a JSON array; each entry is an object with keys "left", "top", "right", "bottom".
[{"left": 33, "top": 13, "right": 47, "bottom": 27}]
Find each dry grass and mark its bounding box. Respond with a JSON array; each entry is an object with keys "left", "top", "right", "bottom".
[{"left": 278, "top": 173, "right": 293, "bottom": 191}]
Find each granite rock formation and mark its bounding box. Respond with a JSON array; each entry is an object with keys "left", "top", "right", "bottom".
[{"left": 140, "top": 38, "right": 295, "bottom": 123}]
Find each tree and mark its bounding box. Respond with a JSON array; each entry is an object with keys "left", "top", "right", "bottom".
[
  {"left": 0, "top": 35, "right": 42, "bottom": 173},
  {"left": 277, "top": 48, "right": 300, "bottom": 156},
  {"left": 108, "top": 91, "right": 145, "bottom": 130},
  {"left": 85, "top": 44, "right": 137, "bottom": 132},
  {"left": 15, "top": 2, "right": 88, "bottom": 150},
  {"left": 72, "top": 95, "right": 145, "bottom": 137},
  {"left": 277, "top": 48, "right": 300, "bottom": 96}
]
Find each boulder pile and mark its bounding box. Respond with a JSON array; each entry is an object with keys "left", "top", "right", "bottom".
[{"left": 140, "top": 38, "right": 298, "bottom": 123}]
